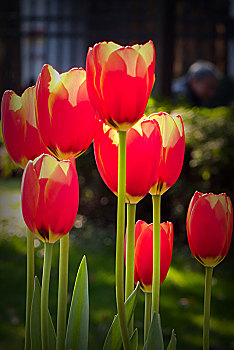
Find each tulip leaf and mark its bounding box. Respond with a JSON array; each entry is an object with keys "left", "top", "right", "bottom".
[
  {"left": 144, "top": 312, "right": 164, "bottom": 350},
  {"left": 48, "top": 308, "right": 56, "bottom": 350},
  {"left": 167, "top": 329, "right": 176, "bottom": 350},
  {"left": 65, "top": 256, "right": 89, "bottom": 350},
  {"left": 30, "top": 276, "right": 42, "bottom": 350},
  {"left": 30, "top": 276, "right": 56, "bottom": 350},
  {"left": 103, "top": 282, "right": 140, "bottom": 350},
  {"left": 130, "top": 328, "right": 138, "bottom": 350}
]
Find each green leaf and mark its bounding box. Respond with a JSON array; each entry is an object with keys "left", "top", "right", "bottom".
[
  {"left": 65, "top": 256, "right": 89, "bottom": 350},
  {"left": 30, "top": 277, "right": 56, "bottom": 350},
  {"left": 103, "top": 282, "right": 140, "bottom": 350},
  {"left": 144, "top": 312, "right": 164, "bottom": 350},
  {"left": 167, "top": 329, "right": 176, "bottom": 350},
  {"left": 130, "top": 328, "right": 138, "bottom": 350},
  {"left": 48, "top": 307, "right": 56, "bottom": 350},
  {"left": 30, "top": 276, "right": 42, "bottom": 350}
]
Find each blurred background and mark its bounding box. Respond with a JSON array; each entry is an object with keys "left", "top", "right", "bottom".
[
  {"left": 1, "top": 0, "right": 234, "bottom": 349},
  {"left": 1, "top": 0, "right": 234, "bottom": 101}
]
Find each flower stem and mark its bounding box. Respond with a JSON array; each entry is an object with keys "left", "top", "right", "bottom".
[
  {"left": 144, "top": 292, "right": 152, "bottom": 344},
  {"left": 203, "top": 266, "right": 213, "bottom": 350},
  {"left": 125, "top": 203, "right": 136, "bottom": 335},
  {"left": 116, "top": 130, "right": 131, "bottom": 350},
  {"left": 24, "top": 228, "right": 34, "bottom": 350},
  {"left": 41, "top": 242, "right": 53, "bottom": 350},
  {"left": 56, "top": 233, "right": 69, "bottom": 350},
  {"left": 151, "top": 194, "right": 161, "bottom": 317}
]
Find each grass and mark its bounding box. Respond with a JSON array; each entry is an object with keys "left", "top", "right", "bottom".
[{"left": 0, "top": 178, "right": 234, "bottom": 349}]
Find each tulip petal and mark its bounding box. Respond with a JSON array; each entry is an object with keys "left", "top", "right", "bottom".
[
  {"left": 149, "top": 112, "right": 185, "bottom": 195},
  {"left": 100, "top": 50, "right": 148, "bottom": 128},
  {"left": 21, "top": 87, "right": 37, "bottom": 128},
  {"left": 138, "top": 41, "right": 155, "bottom": 69},
  {"left": 44, "top": 162, "right": 79, "bottom": 236},
  {"left": 60, "top": 68, "right": 86, "bottom": 107},
  {"left": 125, "top": 119, "right": 161, "bottom": 203},
  {"left": 21, "top": 161, "right": 40, "bottom": 234},
  {"left": 94, "top": 122, "right": 118, "bottom": 196},
  {"left": 135, "top": 220, "right": 148, "bottom": 244}
]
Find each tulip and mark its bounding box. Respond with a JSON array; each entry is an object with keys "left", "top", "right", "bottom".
[
  {"left": 134, "top": 220, "right": 173, "bottom": 292},
  {"left": 146, "top": 112, "right": 184, "bottom": 316},
  {"left": 35, "top": 64, "right": 97, "bottom": 160},
  {"left": 86, "top": 40, "right": 155, "bottom": 131},
  {"left": 1, "top": 87, "right": 50, "bottom": 168},
  {"left": 148, "top": 112, "right": 185, "bottom": 195},
  {"left": 186, "top": 191, "right": 233, "bottom": 267},
  {"left": 186, "top": 191, "right": 233, "bottom": 350},
  {"left": 132, "top": 220, "right": 173, "bottom": 342},
  {"left": 21, "top": 154, "right": 79, "bottom": 243},
  {"left": 94, "top": 116, "right": 162, "bottom": 339},
  {"left": 88, "top": 41, "right": 155, "bottom": 348},
  {"left": 94, "top": 116, "right": 162, "bottom": 204},
  {"left": 1, "top": 87, "right": 51, "bottom": 350}
]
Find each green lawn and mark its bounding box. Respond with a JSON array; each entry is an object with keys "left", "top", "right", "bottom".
[{"left": 0, "top": 178, "right": 234, "bottom": 349}]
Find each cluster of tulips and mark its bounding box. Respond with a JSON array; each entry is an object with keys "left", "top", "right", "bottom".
[{"left": 1, "top": 39, "right": 233, "bottom": 350}]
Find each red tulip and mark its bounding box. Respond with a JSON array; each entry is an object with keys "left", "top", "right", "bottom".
[
  {"left": 21, "top": 154, "right": 79, "bottom": 243},
  {"left": 148, "top": 112, "right": 185, "bottom": 195},
  {"left": 86, "top": 40, "right": 155, "bottom": 131},
  {"left": 134, "top": 220, "right": 173, "bottom": 292},
  {"left": 1, "top": 87, "right": 50, "bottom": 168},
  {"left": 35, "top": 64, "right": 97, "bottom": 160},
  {"left": 186, "top": 191, "right": 233, "bottom": 267},
  {"left": 94, "top": 116, "right": 162, "bottom": 204}
]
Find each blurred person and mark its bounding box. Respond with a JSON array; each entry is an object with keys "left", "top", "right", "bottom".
[{"left": 172, "top": 60, "right": 221, "bottom": 107}]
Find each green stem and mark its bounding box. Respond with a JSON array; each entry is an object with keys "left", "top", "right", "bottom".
[
  {"left": 116, "top": 130, "right": 131, "bottom": 350},
  {"left": 41, "top": 242, "right": 53, "bottom": 350},
  {"left": 203, "top": 266, "right": 213, "bottom": 350},
  {"left": 125, "top": 203, "right": 136, "bottom": 335},
  {"left": 24, "top": 228, "right": 34, "bottom": 350},
  {"left": 56, "top": 233, "right": 69, "bottom": 350},
  {"left": 144, "top": 292, "right": 152, "bottom": 344},
  {"left": 151, "top": 194, "right": 161, "bottom": 317}
]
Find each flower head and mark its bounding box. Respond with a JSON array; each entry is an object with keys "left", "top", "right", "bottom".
[
  {"left": 94, "top": 116, "right": 162, "bottom": 203},
  {"left": 36, "top": 64, "right": 97, "bottom": 160},
  {"left": 149, "top": 112, "right": 185, "bottom": 195},
  {"left": 132, "top": 220, "right": 173, "bottom": 292},
  {"left": 1, "top": 87, "right": 50, "bottom": 168},
  {"left": 186, "top": 191, "right": 233, "bottom": 267},
  {"left": 21, "top": 154, "right": 79, "bottom": 243},
  {"left": 86, "top": 40, "right": 155, "bottom": 131}
]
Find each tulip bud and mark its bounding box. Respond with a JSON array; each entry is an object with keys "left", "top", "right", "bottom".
[
  {"left": 148, "top": 112, "right": 185, "bottom": 195},
  {"left": 35, "top": 64, "right": 97, "bottom": 160},
  {"left": 186, "top": 191, "right": 233, "bottom": 267},
  {"left": 133, "top": 220, "right": 173, "bottom": 292},
  {"left": 94, "top": 116, "right": 162, "bottom": 204},
  {"left": 86, "top": 40, "right": 155, "bottom": 131},
  {"left": 1, "top": 87, "right": 50, "bottom": 168},
  {"left": 21, "top": 154, "right": 79, "bottom": 243}
]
